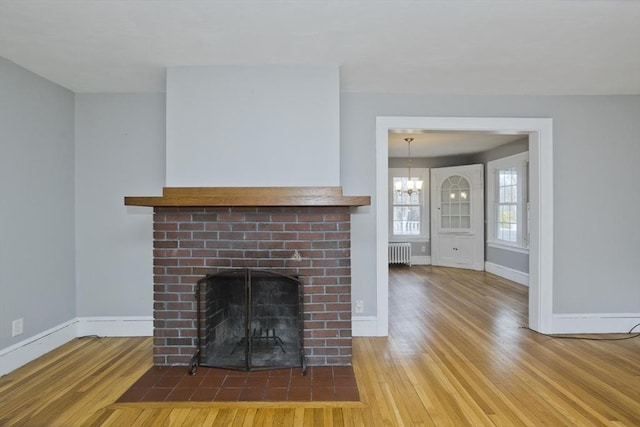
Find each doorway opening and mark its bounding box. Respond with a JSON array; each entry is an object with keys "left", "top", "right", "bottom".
[{"left": 376, "top": 117, "right": 554, "bottom": 336}]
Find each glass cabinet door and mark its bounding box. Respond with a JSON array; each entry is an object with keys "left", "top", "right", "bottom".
[{"left": 440, "top": 175, "right": 471, "bottom": 231}]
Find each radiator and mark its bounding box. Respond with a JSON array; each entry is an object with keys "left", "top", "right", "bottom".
[{"left": 388, "top": 242, "right": 411, "bottom": 266}]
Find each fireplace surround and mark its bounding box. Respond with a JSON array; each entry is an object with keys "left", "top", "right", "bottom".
[{"left": 124, "top": 187, "right": 370, "bottom": 368}]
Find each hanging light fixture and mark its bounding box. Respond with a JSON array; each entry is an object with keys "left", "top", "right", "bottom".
[{"left": 395, "top": 137, "right": 424, "bottom": 195}]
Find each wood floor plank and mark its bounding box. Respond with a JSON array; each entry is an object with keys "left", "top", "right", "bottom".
[
  {"left": 82, "top": 407, "right": 117, "bottom": 427},
  {"left": 128, "top": 408, "right": 156, "bottom": 427},
  {"left": 292, "top": 407, "right": 305, "bottom": 427},
  {"left": 239, "top": 407, "right": 257, "bottom": 427},
  {"left": 201, "top": 408, "right": 220, "bottom": 426},
  {"left": 0, "top": 266, "right": 638, "bottom": 426}
]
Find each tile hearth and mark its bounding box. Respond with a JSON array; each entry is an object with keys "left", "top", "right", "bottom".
[{"left": 117, "top": 366, "right": 359, "bottom": 403}]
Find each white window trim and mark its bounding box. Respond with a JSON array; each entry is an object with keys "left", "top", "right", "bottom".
[
  {"left": 389, "top": 167, "right": 429, "bottom": 241},
  {"left": 487, "top": 241, "right": 530, "bottom": 255},
  {"left": 487, "top": 152, "right": 529, "bottom": 252}
]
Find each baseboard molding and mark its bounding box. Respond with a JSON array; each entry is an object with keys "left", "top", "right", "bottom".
[
  {"left": 551, "top": 313, "right": 640, "bottom": 334},
  {"left": 0, "top": 319, "right": 78, "bottom": 376},
  {"left": 485, "top": 261, "right": 529, "bottom": 286},
  {"left": 7, "top": 312, "right": 635, "bottom": 376},
  {"left": 352, "top": 316, "right": 379, "bottom": 336},
  {"left": 77, "top": 316, "right": 153, "bottom": 337},
  {"left": 0, "top": 316, "right": 153, "bottom": 377},
  {"left": 411, "top": 255, "right": 431, "bottom": 266}
]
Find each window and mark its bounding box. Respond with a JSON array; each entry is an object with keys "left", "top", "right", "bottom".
[
  {"left": 488, "top": 152, "right": 529, "bottom": 250},
  {"left": 496, "top": 168, "right": 518, "bottom": 242},
  {"left": 389, "top": 168, "right": 429, "bottom": 240}
]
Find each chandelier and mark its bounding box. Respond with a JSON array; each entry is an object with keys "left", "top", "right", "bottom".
[{"left": 395, "top": 137, "right": 423, "bottom": 195}]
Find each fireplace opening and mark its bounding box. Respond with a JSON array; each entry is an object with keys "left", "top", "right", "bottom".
[{"left": 190, "top": 269, "right": 306, "bottom": 374}]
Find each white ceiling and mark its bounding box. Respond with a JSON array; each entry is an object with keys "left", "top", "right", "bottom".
[
  {"left": 1, "top": 0, "right": 639, "bottom": 94},
  {"left": 388, "top": 131, "right": 526, "bottom": 158}
]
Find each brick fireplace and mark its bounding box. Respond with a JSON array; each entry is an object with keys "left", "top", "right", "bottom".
[{"left": 125, "top": 187, "right": 370, "bottom": 368}]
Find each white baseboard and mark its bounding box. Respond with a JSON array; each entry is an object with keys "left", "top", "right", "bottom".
[
  {"left": 411, "top": 255, "right": 431, "bottom": 265},
  {"left": 77, "top": 316, "right": 153, "bottom": 337},
  {"left": 485, "top": 261, "right": 529, "bottom": 286},
  {"left": 0, "top": 319, "right": 78, "bottom": 377},
  {"left": 0, "top": 316, "right": 153, "bottom": 377},
  {"left": 352, "top": 316, "right": 379, "bottom": 336},
  {"left": 551, "top": 313, "right": 640, "bottom": 334}
]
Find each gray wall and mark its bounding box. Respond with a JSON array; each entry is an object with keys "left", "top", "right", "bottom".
[
  {"left": 341, "top": 94, "right": 640, "bottom": 315},
  {"left": 0, "top": 58, "right": 76, "bottom": 350},
  {"left": 389, "top": 155, "right": 477, "bottom": 169},
  {"left": 3, "top": 68, "right": 638, "bottom": 355},
  {"left": 473, "top": 137, "right": 529, "bottom": 164},
  {"left": 75, "top": 94, "right": 165, "bottom": 317},
  {"left": 486, "top": 246, "right": 529, "bottom": 273}
]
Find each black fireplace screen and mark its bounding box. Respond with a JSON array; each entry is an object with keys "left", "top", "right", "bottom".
[{"left": 190, "top": 269, "right": 305, "bottom": 374}]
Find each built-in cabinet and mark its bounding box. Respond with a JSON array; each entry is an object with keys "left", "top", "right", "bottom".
[
  {"left": 439, "top": 174, "right": 472, "bottom": 230},
  {"left": 437, "top": 234, "right": 475, "bottom": 266},
  {"left": 431, "top": 164, "right": 484, "bottom": 270}
]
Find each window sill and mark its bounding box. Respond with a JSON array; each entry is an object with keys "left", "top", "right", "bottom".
[
  {"left": 390, "top": 237, "right": 430, "bottom": 243},
  {"left": 487, "top": 241, "right": 529, "bottom": 255}
]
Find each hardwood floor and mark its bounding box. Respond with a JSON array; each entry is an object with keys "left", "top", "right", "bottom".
[{"left": 1, "top": 266, "right": 638, "bottom": 426}]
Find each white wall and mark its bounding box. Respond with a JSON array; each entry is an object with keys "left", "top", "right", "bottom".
[
  {"left": 166, "top": 65, "right": 340, "bottom": 187},
  {"left": 341, "top": 94, "right": 640, "bottom": 317},
  {"left": 75, "top": 94, "right": 165, "bottom": 317},
  {"left": 0, "top": 58, "right": 76, "bottom": 350}
]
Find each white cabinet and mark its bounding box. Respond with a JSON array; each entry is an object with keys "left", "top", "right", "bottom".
[
  {"left": 431, "top": 165, "right": 484, "bottom": 271},
  {"left": 438, "top": 234, "right": 475, "bottom": 267}
]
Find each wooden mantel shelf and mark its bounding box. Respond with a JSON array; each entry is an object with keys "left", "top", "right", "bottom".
[{"left": 124, "top": 187, "right": 371, "bottom": 207}]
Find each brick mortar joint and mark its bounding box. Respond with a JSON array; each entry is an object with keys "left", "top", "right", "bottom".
[{"left": 152, "top": 206, "right": 353, "bottom": 367}]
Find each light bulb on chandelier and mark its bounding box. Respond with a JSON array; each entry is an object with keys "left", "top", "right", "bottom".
[{"left": 395, "top": 137, "right": 423, "bottom": 195}]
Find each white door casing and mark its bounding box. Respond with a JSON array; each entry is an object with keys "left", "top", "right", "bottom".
[
  {"left": 431, "top": 165, "right": 484, "bottom": 270},
  {"left": 373, "top": 116, "right": 553, "bottom": 337}
]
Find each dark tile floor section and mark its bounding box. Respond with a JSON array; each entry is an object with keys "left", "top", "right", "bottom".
[{"left": 117, "top": 366, "right": 360, "bottom": 403}]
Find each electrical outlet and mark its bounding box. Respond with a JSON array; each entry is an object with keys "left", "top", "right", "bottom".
[
  {"left": 355, "top": 300, "right": 364, "bottom": 314},
  {"left": 12, "top": 318, "right": 23, "bottom": 337},
  {"left": 421, "top": 245, "right": 426, "bottom": 253}
]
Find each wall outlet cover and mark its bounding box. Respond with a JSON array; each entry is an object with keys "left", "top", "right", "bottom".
[{"left": 12, "top": 318, "right": 24, "bottom": 337}]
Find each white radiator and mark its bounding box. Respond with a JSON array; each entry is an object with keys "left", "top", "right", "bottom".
[{"left": 388, "top": 242, "right": 411, "bottom": 266}]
